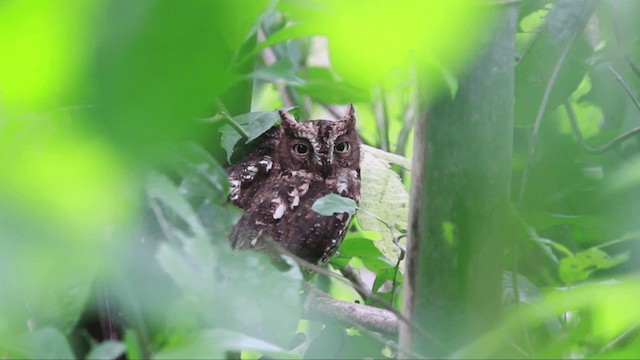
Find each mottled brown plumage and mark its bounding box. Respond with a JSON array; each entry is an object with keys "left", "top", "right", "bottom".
[{"left": 227, "top": 105, "right": 361, "bottom": 265}]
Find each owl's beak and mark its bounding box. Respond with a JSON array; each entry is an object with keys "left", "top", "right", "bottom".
[{"left": 319, "top": 164, "right": 331, "bottom": 179}]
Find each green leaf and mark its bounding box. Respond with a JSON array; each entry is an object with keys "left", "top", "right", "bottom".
[
  {"left": 337, "top": 235, "right": 394, "bottom": 272},
  {"left": 357, "top": 147, "right": 409, "bottom": 266},
  {"left": 86, "top": 341, "right": 126, "bottom": 360},
  {"left": 175, "top": 143, "right": 230, "bottom": 205},
  {"left": 17, "top": 327, "right": 75, "bottom": 360},
  {"left": 559, "top": 248, "right": 630, "bottom": 284},
  {"left": 312, "top": 194, "right": 357, "bottom": 216}
]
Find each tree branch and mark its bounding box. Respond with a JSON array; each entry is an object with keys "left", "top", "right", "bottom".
[
  {"left": 565, "top": 100, "right": 640, "bottom": 154},
  {"left": 303, "top": 287, "right": 397, "bottom": 336},
  {"left": 338, "top": 265, "right": 370, "bottom": 301},
  {"left": 608, "top": 65, "right": 640, "bottom": 113}
]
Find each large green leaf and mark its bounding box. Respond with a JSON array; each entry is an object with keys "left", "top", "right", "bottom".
[{"left": 357, "top": 147, "right": 410, "bottom": 266}]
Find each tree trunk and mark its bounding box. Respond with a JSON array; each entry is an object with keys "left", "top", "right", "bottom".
[{"left": 400, "top": 5, "right": 518, "bottom": 357}]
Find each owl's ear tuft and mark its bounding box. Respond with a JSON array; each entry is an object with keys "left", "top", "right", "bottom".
[
  {"left": 279, "top": 109, "right": 297, "bottom": 127},
  {"left": 341, "top": 104, "right": 356, "bottom": 126}
]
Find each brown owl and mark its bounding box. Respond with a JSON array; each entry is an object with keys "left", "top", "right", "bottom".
[{"left": 227, "top": 105, "right": 361, "bottom": 267}]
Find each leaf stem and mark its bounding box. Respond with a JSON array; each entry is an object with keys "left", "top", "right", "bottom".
[{"left": 594, "top": 231, "right": 640, "bottom": 249}]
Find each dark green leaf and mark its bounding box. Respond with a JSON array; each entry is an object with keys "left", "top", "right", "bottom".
[
  {"left": 312, "top": 194, "right": 357, "bottom": 216},
  {"left": 338, "top": 236, "right": 394, "bottom": 272},
  {"left": 220, "top": 108, "right": 296, "bottom": 162}
]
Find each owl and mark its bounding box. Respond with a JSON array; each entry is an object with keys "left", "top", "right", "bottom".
[{"left": 227, "top": 105, "right": 361, "bottom": 267}]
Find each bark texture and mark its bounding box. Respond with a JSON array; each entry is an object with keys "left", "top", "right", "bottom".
[{"left": 400, "top": 6, "right": 518, "bottom": 357}]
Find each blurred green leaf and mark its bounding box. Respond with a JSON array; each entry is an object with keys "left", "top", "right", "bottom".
[
  {"left": 251, "top": 59, "right": 305, "bottom": 85},
  {"left": 279, "top": 0, "right": 489, "bottom": 92},
  {"left": 312, "top": 194, "right": 357, "bottom": 216},
  {"left": 86, "top": 341, "right": 125, "bottom": 360},
  {"left": 147, "top": 172, "right": 207, "bottom": 240},
  {"left": 16, "top": 327, "right": 75, "bottom": 360},
  {"left": 83, "top": 1, "right": 270, "bottom": 162},
  {"left": 174, "top": 143, "right": 230, "bottom": 206},
  {"left": 293, "top": 67, "right": 370, "bottom": 104},
  {"left": 123, "top": 330, "right": 143, "bottom": 360},
  {"left": 515, "top": 0, "right": 596, "bottom": 127}
]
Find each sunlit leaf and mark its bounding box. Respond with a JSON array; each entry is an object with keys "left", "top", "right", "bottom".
[
  {"left": 357, "top": 147, "right": 409, "bottom": 265},
  {"left": 559, "top": 248, "right": 630, "bottom": 284},
  {"left": 279, "top": 0, "right": 489, "bottom": 92}
]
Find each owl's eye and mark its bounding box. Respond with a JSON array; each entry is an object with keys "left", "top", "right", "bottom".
[
  {"left": 292, "top": 143, "right": 309, "bottom": 155},
  {"left": 335, "top": 141, "right": 350, "bottom": 153}
]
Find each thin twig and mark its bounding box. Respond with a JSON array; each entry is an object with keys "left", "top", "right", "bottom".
[
  {"left": 598, "top": 324, "right": 639, "bottom": 355},
  {"left": 518, "top": 31, "right": 579, "bottom": 205},
  {"left": 339, "top": 265, "right": 371, "bottom": 301},
  {"left": 373, "top": 87, "right": 390, "bottom": 151},
  {"left": 565, "top": 100, "right": 640, "bottom": 154},
  {"left": 608, "top": 65, "right": 640, "bottom": 113},
  {"left": 390, "top": 233, "right": 406, "bottom": 305}
]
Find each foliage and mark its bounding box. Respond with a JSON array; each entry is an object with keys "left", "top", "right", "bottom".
[{"left": 1, "top": 0, "right": 639, "bottom": 359}]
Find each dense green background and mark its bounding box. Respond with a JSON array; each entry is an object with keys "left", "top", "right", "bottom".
[{"left": 1, "top": 0, "right": 639, "bottom": 358}]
